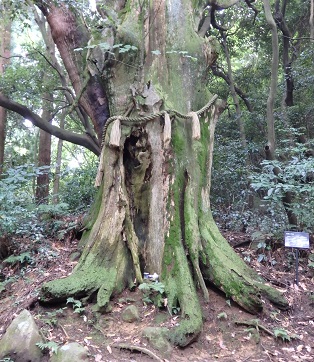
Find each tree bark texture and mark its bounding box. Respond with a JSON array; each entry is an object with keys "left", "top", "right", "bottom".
[
  {"left": 35, "top": 0, "right": 110, "bottom": 141},
  {"left": 41, "top": 0, "right": 288, "bottom": 347}
]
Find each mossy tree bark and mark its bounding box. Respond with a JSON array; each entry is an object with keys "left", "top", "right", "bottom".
[{"left": 41, "top": 0, "right": 288, "bottom": 347}]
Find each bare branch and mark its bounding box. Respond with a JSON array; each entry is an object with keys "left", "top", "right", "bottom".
[
  {"left": 0, "top": 94, "right": 100, "bottom": 155},
  {"left": 210, "top": 64, "right": 253, "bottom": 112}
]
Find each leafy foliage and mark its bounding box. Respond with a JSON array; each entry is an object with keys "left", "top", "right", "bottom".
[
  {"left": 66, "top": 297, "right": 85, "bottom": 314},
  {"left": 0, "top": 164, "right": 82, "bottom": 240},
  {"left": 0, "top": 164, "right": 44, "bottom": 236},
  {"left": 3, "top": 251, "right": 32, "bottom": 265},
  {"left": 139, "top": 281, "right": 166, "bottom": 307},
  {"left": 39, "top": 308, "right": 66, "bottom": 327},
  {"left": 60, "top": 159, "right": 97, "bottom": 213},
  {"left": 273, "top": 328, "right": 291, "bottom": 342},
  {"left": 250, "top": 145, "right": 314, "bottom": 232},
  {"left": 36, "top": 341, "right": 60, "bottom": 354}
]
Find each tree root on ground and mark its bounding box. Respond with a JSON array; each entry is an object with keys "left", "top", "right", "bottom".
[
  {"left": 112, "top": 343, "right": 165, "bottom": 362},
  {"left": 235, "top": 319, "right": 274, "bottom": 337}
]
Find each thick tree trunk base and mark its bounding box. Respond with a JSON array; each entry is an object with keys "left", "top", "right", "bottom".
[{"left": 41, "top": 118, "right": 288, "bottom": 347}]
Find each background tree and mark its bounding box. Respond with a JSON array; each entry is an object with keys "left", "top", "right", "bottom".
[{"left": 0, "top": 2, "right": 11, "bottom": 177}]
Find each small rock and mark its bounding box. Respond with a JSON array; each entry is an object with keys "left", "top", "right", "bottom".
[
  {"left": 142, "top": 326, "right": 172, "bottom": 358},
  {"left": 0, "top": 309, "right": 44, "bottom": 362},
  {"left": 69, "top": 251, "right": 81, "bottom": 262},
  {"left": 50, "top": 342, "right": 88, "bottom": 362},
  {"left": 121, "top": 305, "right": 140, "bottom": 322}
]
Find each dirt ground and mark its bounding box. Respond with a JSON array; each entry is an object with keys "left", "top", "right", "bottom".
[{"left": 0, "top": 229, "right": 313, "bottom": 362}]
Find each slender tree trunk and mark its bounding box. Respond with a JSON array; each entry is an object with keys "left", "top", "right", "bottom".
[
  {"left": 221, "top": 31, "right": 246, "bottom": 148},
  {"left": 35, "top": 17, "right": 54, "bottom": 205},
  {"left": 275, "top": 0, "right": 294, "bottom": 107},
  {"left": 52, "top": 112, "right": 66, "bottom": 205},
  {"left": 263, "top": 0, "right": 298, "bottom": 228},
  {"left": 310, "top": 0, "right": 314, "bottom": 40},
  {"left": 263, "top": 0, "right": 278, "bottom": 160},
  {"left": 0, "top": 107, "right": 6, "bottom": 176},
  {"left": 35, "top": 88, "right": 52, "bottom": 204},
  {"left": 0, "top": 3, "right": 11, "bottom": 176},
  {"left": 41, "top": 0, "right": 288, "bottom": 347}
]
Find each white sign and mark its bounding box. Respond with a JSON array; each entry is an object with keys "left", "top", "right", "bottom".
[{"left": 284, "top": 231, "right": 309, "bottom": 249}]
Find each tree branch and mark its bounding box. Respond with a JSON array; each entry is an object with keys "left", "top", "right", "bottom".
[
  {"left": 0, "top": 94, "right": 100, "bottom": 155},
  {"left": 210, "top": 64, "right": 253, "bottom": 112},
  {"left": 207, "top": 0, "right": 241, "bottom": 9}
]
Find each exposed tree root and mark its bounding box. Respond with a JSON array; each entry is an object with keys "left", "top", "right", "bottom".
[
  {"left": 199, "top": 210, "right": 289, "bottom": 314},
  {"left": 112, "top": 343, "right": 164, "bottom": 362},
  {"left": 235, "top": 319, "right": 274, "bottom": 337}
]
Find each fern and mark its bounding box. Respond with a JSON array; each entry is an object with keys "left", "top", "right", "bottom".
[
  {"left": 66, "top": 297, "right": 85, "bottom": 314},
  {"left": 4, "top": 252, "right": 32, "bottom": 265},
  {"left": 273, "top": 328, "right": 291, "bottom": 342},
  {"left": 36, "top": 341, "right": 59, "bottom": 354}
]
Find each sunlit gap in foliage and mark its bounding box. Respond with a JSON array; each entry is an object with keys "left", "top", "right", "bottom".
[
  {"left": 89, "top": 0, "right": 96, "bottom": 12},
  {"left": 24, "top": 119, "right": 33, "bottom": 129}
]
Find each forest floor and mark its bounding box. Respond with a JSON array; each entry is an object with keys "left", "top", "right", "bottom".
[{"left": 0, "top": 222, "right": 314, "bottom": 362}]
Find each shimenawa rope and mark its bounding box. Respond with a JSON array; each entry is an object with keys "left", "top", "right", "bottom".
[{"left": 100, "top": 94, "right": 218, "bottom": 148}]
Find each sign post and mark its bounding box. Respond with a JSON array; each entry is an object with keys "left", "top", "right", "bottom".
[{"left": 284, "top": 231, "right": 310, "bottom": 285}]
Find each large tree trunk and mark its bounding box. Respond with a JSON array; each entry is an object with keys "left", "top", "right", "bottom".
[{"left": 41, "top": 0, "right": 288, "bottom": 347}]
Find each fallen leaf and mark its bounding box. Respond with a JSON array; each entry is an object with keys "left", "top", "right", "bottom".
[
  {"left": 84, "top": 338, "right": 91, "bottom": 345},
  {"left": 106, "top": 345, "right": 112, "bottom": 354},
  {"left": 95, "top": 354, "right": 103, "bottom": 361},
  {"left": 291, "top": 356, "right": 300, "bottom": 361},
  {"left": 296, "top": 345, "right": 304, "bottom": 352},
  {"left": 282, "top": 347, "right": 295, "bottom": 353},
  {"left": 219, "top": 339, "right": 227, "bottom": 350}
]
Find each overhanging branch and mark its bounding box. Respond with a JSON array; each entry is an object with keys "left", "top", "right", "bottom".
[
  {"left": 0, "top": 94, "right": 100, "bottom": 155},
  {"left": 210, "top": 64, "right": 253, "bottom": 112}
]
